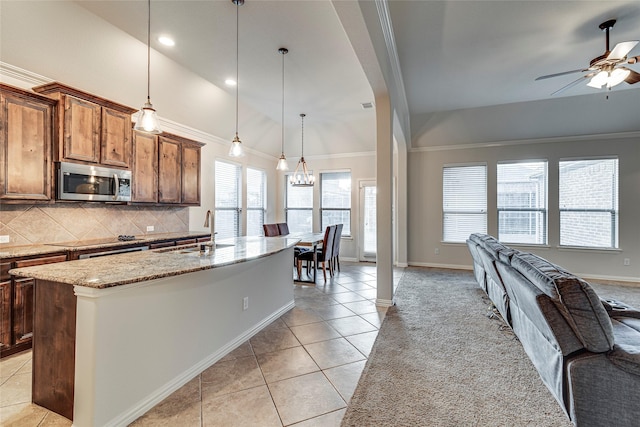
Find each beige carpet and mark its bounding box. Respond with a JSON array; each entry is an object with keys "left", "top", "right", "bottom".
[{"left": 341, "top": 267, "right": 640, "bottom": 427}]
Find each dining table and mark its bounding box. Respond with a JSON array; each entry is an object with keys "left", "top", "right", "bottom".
[{"left": 287, "top": 232, "right": 325, "bottom": 284}]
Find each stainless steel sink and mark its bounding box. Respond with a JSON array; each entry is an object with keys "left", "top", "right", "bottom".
[{"left": 173, "top": 244, "right": 234, "bottom": 254}]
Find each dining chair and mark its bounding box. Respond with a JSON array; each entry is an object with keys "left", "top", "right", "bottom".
[
  {"left": 297, "top": 225, "right": 335, "bottom": 281},
  {"left": 263, "top": 223, "right": 281, "bottom": 237},
  {"left": 331, "top": 223, "right": 343, "bottom": 272},
  {"left": 277, "top": 223, "right": 290, "bottom": 235}
]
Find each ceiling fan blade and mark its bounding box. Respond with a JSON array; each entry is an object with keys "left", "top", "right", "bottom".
[
  {"left": 607, "top": 40, "right": 639, "bottom": 61},
  {"left": 627, "top": 55, "right": 640, "bottom": 64},
  {"left": 550, "top": 74, "right": 591, "bottom": 96},
  {"left": 535, "top": 69, "right": 588, "bottom": 81},
  {"left": 624, "top": 68, "right": 640, "bottom": 84}
]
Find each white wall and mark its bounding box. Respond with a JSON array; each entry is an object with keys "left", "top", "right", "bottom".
[{"left": 408, "top": 133, "right": 640, "bottom": 282}]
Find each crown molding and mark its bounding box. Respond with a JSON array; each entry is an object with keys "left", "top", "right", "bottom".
[
  {"left": 409, "top": 131, "right": 640, "bottom": 153},
  {"left": 0, "top": 61, "right": 51, "bottom": 86}
]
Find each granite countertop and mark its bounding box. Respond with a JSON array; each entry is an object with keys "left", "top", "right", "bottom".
[
  {"left": 10, "top": 236, "right": 301, "bottom": 289},
  {"left": 0, "top": 231, "right": 211, "bottom": 259}
]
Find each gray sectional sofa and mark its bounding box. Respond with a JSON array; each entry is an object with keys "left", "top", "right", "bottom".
[{"left": 467, "top": 233, "right": 640, "bottom": 427}]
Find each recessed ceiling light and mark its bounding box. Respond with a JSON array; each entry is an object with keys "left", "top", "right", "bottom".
[
  {"left": 225, "top": 79, "right": 237, "bottom": 86},
  {"left": 158, "top": 36, "right": 175, "bottom": 47}
]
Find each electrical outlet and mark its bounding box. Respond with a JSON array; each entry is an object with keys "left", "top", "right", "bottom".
[
  {"left": 0, "top": 235, "right": 9, "bottom": 244},
  {"left": 146, "top": 225, "right": 154, "bottom": 232},
  {"left": 434, "top": 248, "right": 440, "bottom": 255},
  {"left": 243, "top": 297, "right": 249, "bottom": 311},
  {"left": 623, "top": 258, "right": 630, "bottom": 266}
]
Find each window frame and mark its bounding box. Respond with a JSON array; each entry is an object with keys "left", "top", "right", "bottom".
[
  {"left": 496, "top": 160, "right": 548, "bottom": 245},
  {"left": 558, "top": 156, "right": 619, "bottom": 249},
  {"left": 214, "top": 159, "right": 242, "bottom": 239}
]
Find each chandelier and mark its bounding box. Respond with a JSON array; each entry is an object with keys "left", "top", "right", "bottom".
[{"left": 290, "top": 113, "right": 314, "bottom": 187}]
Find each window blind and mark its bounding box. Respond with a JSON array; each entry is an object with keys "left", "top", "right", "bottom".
[
  {"left": 215, "top": 160, "right": 241, "bottom": 239},
  {"left": 320, "top": 172, "right": 351, "bottom": 236},
  {"left": 285, "top": 172, "right": 313, "bottom": 233},
  {"left": 559, "top": 158, "right": 618, "bottom": 248},
  {"left": 497, "top": 161, "right": 547, "bottom": 244},
  {"left": 246, "top": 167, "right": 266, "bottom": 237},
  {"left": 442, "top": 165, "right": 487, "bottom": 242}
]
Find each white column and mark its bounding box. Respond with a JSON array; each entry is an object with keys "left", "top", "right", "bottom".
[{"left": 376, "top": 94, "right": 394, "bottom": 306}]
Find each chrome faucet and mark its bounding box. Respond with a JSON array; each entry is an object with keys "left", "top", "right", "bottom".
[{"left": 202, "top": 210, "right": 216, "bottom": 252}]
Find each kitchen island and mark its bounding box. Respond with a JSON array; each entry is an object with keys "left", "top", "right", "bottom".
[{"left": 9, "top": 236, "right": 300, "bottom": 427}]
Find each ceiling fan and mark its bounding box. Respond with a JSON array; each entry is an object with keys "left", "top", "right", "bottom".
[{"left": 536, "top": 19, "right": 640, "bottom": 96}]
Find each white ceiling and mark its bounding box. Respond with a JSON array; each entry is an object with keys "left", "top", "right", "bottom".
[{"left": 74, "top": 0, "right": 640, "bottom": 153}]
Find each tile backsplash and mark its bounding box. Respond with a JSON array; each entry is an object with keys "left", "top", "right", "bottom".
[{"left": 0, "top": 204, "right": 189, "bottom": 246}]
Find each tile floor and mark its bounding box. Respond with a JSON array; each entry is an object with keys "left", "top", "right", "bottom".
[{"left": 0, "top": 262, "right": 402, "bottom": 426}]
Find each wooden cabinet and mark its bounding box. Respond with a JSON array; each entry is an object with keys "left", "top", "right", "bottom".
[
  {"left": 32, "top": 82, "right": 136, "bottom": 168},
  {"left": 158, "top": 135, "right": 182, "bottom": 204},
  {"left": 0, "top": 263, "right": 11, "bottom": 351},
  {"left": 132, "top": 130, "right": 159, "bottom": 203},
  {"left": 138, "top": 132, "right": 202, "bottom": 205},
  {"left": 0, "top": 84, "right": 56, "bottom": 201},
  {"left": 1, "top": 253, "right": 67, "bottom": 358},
  {"left": 181, "top": 142, "right": 201, "bottom": 205}
]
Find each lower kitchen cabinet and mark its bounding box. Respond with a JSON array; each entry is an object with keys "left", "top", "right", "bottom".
[{"left": 1, "top": 253, "right": 67, "bottom": 358}]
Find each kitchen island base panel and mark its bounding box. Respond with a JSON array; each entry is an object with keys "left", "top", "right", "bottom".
[{"left": 33, "top": 247, "right": 295, "bottom": 427}]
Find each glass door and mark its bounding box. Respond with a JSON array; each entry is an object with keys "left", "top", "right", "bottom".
[{"left": 359, "top": 181, "right": 376, "bottom": 262}]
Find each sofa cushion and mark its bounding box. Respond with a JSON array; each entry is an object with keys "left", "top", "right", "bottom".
[{"left": 510, "top": 252, "right": 614, "bottom": 353}]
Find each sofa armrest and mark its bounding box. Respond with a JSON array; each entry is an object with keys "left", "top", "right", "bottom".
[
  {"left": 608, "top": 317, "right": 640, "bottom": 377},
  {"left": 601, "top": 298, "right": 640, "bottom": 319}
]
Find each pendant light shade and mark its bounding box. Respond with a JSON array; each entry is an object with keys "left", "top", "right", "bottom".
[
  {"left": 276, "top": 47, "right": 289, "bottom": 171},
  {"left": 228, "top": 0, "right": 245, "bottom": 158},
  {"left": 290, "top": 114, "right": 314, "bottom": 187},
  {"left": 134, "top": 0, "right": 162, "bottom": 134}
]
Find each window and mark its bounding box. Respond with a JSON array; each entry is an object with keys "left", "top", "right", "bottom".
[
  {"left": 285, "top": 172, "right": 313, "bottom": 233},
  {"left": 215, "top": 160, "right": 241, "bottom": 239},
  {"left": 443, "top": 164, "right": 487, "bottom": 243},
  {"left": 246, "top": 168, "right": 266, "bottom": 236},
  {"left": 497, "top": 161, "right": 547, "bottom": 244},
  {"left": 559, "top": 158, "right": 618, "bottom": 248},
  {"left": 320, "top": 172, "right": 351, "bottom": 236}
]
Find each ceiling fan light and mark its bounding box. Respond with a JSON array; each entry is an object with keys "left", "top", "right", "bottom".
[
  {"left": 587, "top": 71, "right": 608, "bottom": 88},
  {"left": 608, "top": 68, "right": 631, "bottom": 87}
]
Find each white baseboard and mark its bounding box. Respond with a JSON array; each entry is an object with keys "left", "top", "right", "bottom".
[
  {"left": 106, "top": 300, "right": 295, "bottom": 427},
  {"left": 408, "top": 262, "right": 473, "bottom": 271},
  {"left": 375, "top": 298, "right": 395, "bottom": 307}
]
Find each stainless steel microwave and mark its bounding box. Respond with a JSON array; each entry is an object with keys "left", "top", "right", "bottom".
[{"left": 57, "top": 162, "right": 132, "bottom": 202}]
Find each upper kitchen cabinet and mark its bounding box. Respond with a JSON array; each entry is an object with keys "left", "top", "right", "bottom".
[
  {"left": 32, "top": 82, "right": 136, "bottom": 168},
  {"left": 131, "top": 130, "right": 159, "bottom": 203},
  {"left": 132, "top": 131, "right": 203, "bottom": 206},
  {"left": 0, "top": 84, "right": 56, "bottom": 201}
]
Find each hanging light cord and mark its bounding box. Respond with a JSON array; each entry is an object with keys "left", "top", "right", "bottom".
[
  {"left": 301, "top": 114, "right": 305, "bottom": 157},
  {"left": 235, "top": 1, "right": 239, "bottom": 136},
  {"left": 281, "top": 51, "right": 285, "bottom": 155},
  {"left": 146, "top": 0, "right": 151, "bottom": 102}
]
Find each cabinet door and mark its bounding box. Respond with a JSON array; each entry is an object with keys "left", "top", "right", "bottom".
[
  {"left": 12, "top": 278, "right": 34, "bottom": 344},
  {"left": 181, "top": 143, "right": 201, "bottom": 205},
  {"left": 158, "top": 136, "right": 182, "bottom": 204},
  {"left": 0, "top": 91, "right": 53, "bottom": 200},
  {"left": 132, "top": 130, "right": 158, "bottom": 202},
  {"left": 101, "top": 107, "right": 132, "bottom": 168},
  {"left": 0, "top": 279, "right": 10, "bottom": 351},
  {"left": 63, "top": 95, "right": 101, "bottom": 163}
]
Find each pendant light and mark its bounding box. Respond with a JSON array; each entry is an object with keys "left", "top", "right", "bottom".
[
  {"left": 290, "top": 114, "right": 315, "bottom": 187},
  {"left": 276, "top": 47, "right": 289, "bottom": 171},
  {"left": 134, "top": 0, "right": 162, "bottom": 134},
  {"left": 228, "top": 0, "right": 245, "bottom": 158}
]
